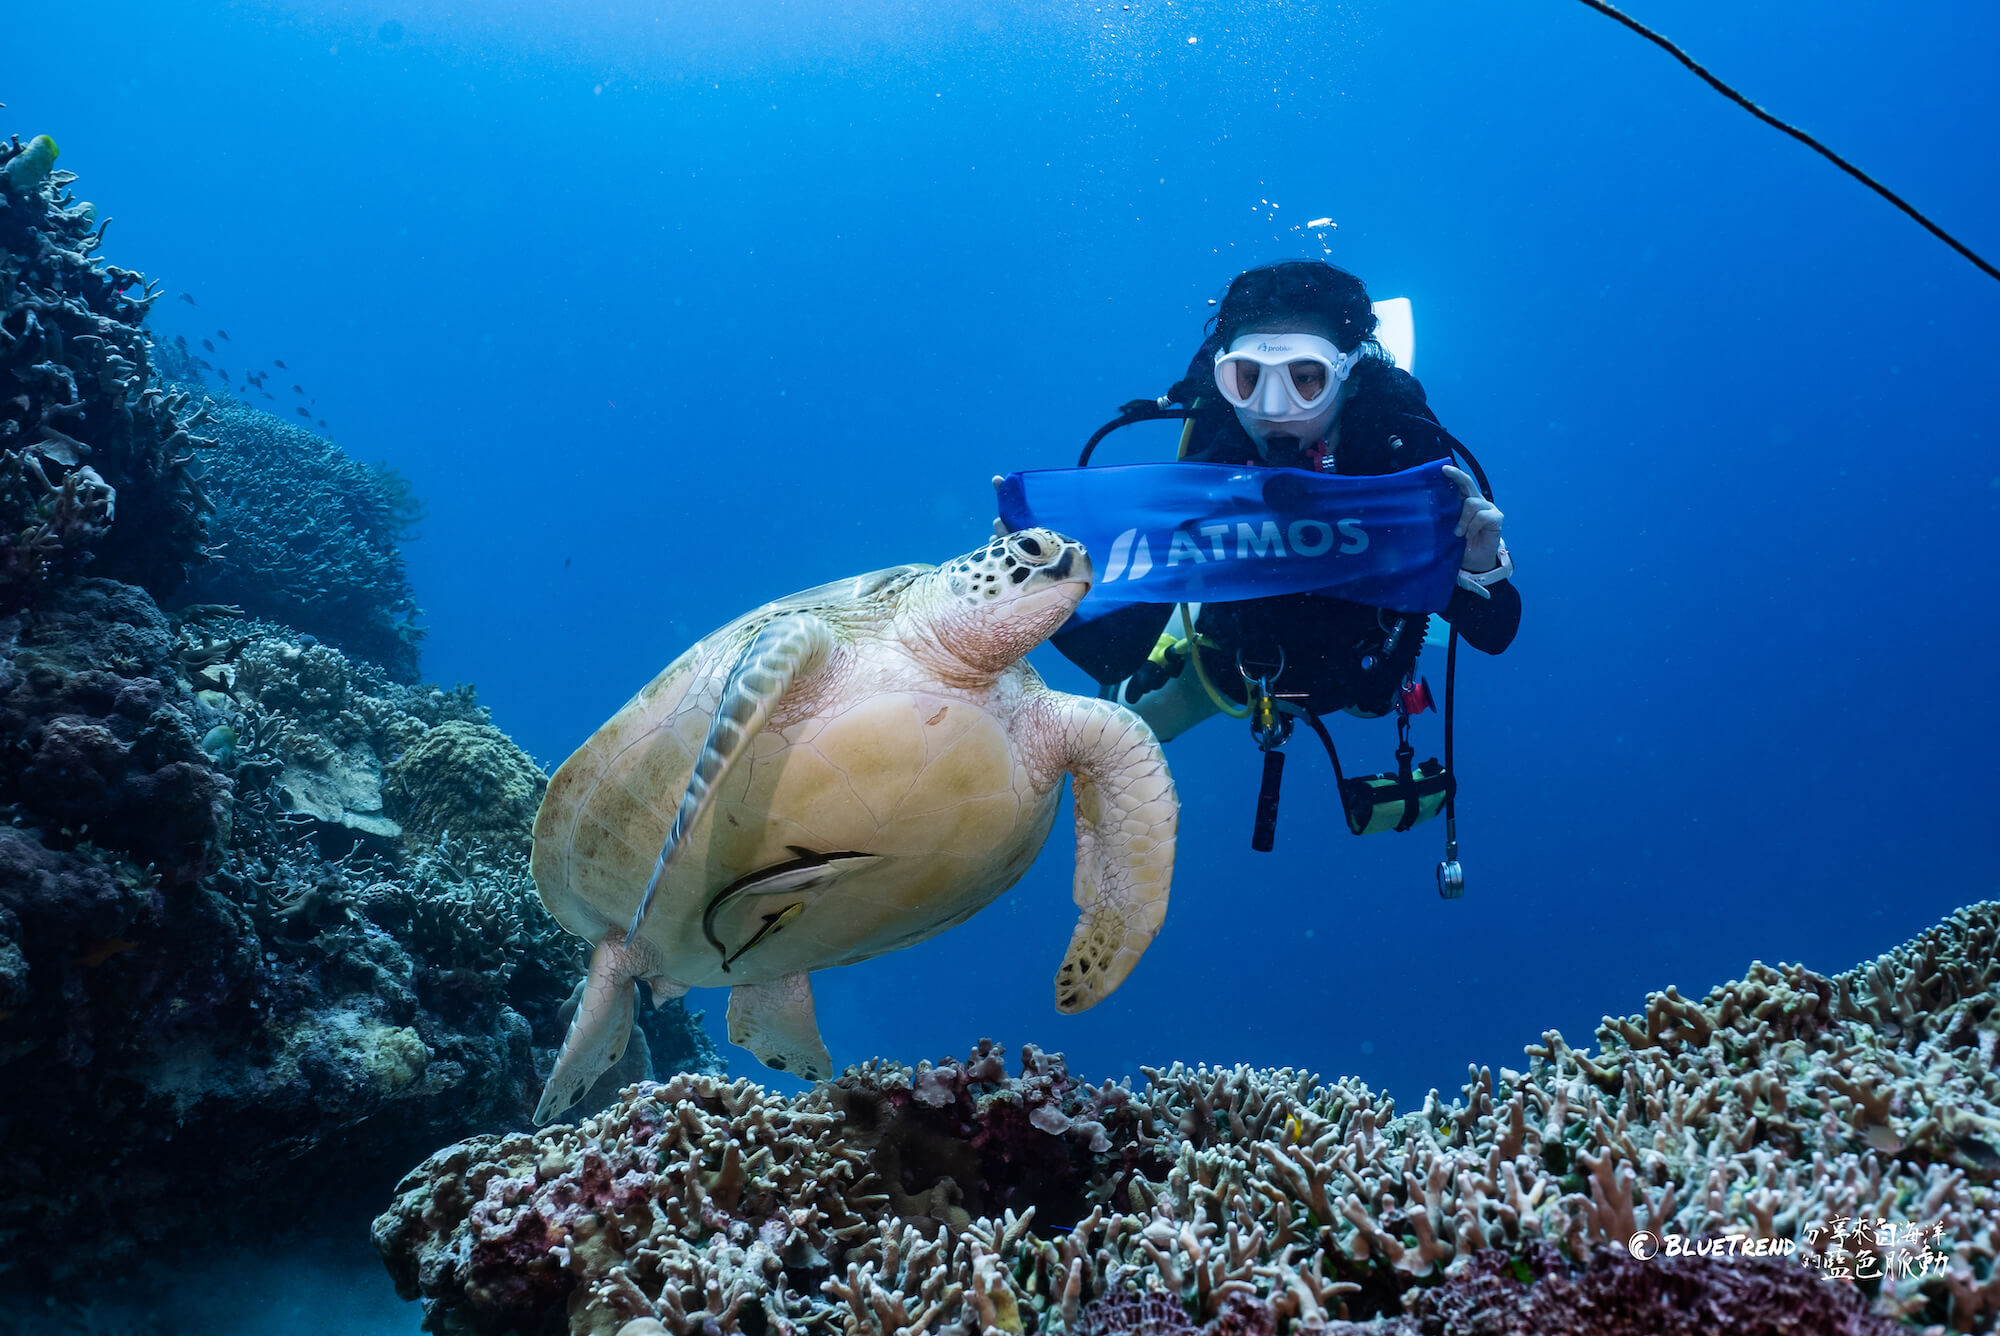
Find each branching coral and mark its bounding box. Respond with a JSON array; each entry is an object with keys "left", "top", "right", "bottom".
[
  {"left": 0, "top": 134, "right": 212, "bottom": 609},
  {"left": 172, "top": 392, "right": 423, "bottom": 680},
  {"left": 376, "top": 905, "right": 2000, "bottom": 1336}
]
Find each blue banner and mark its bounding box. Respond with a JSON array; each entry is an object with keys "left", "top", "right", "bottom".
[{"left": 996, "top": 461, "right": 1463, "bottom": 617}]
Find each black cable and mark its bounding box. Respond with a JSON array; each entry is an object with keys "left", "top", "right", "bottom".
[
  {"left": 1573, "top": 0, "right": 1999, "bottom": 285},
  {"left": 1443, "top": 627, "right": 1458, "bottom": 812}
]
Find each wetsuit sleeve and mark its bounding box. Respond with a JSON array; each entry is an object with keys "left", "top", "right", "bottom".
[
  {"left": 1049, "top": 602, "right": 1177, "bottom": 687},
  {"left": 1385, "top": 408, "right": 1521, "bottom": 654},
  {"left": 1441, "top": 580, "right": 1520, "bottom": 654}
]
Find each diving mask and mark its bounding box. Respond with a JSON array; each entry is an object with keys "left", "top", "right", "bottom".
[{"left": 1213, "top": 332, "right": 1362, "bottom": 422}]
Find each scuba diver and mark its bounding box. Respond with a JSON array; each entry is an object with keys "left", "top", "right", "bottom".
[
  {"left": 995, "top": 260, "right": 1518, "bottom": 889},
  {"left": 1044, "top": 259, "right": 1520, "bottom": 741}
]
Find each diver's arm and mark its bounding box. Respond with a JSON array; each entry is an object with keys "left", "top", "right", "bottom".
[
  {"left": 1434, "top": 460, "right": 1518, "bottom": 653},
  {"left": 1116, "top": 655, "right": 1221, "bottom": 742},
  {"left": 1441, "top": 580, "right": 1520, "bottom": 654}
]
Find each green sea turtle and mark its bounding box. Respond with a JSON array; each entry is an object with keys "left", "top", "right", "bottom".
[{"left": 531, "top": 528, "right": 1177, "bottom": 1123}]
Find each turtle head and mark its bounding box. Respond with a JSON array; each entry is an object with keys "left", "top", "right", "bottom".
[{"left": 917, "top": 528, "right": 1092, "bottom": 673}]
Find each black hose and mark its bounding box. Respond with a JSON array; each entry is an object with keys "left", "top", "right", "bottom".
[{"left": 1573, "top": 0, "right": 1998, "bottom": 285}]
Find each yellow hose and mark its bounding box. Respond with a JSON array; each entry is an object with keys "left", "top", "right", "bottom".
[{"left": 1179, "top": 604, "right": 1249, "bottom": 719}]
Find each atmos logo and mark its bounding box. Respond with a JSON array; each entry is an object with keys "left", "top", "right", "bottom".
[{"left": 1100, "top": 518, "right": 1369, "bottom": 583}]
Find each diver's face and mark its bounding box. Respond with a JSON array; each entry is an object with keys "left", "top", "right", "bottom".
[{"left": 1227, "top": 318, "right": 1349, "bottom": 465}]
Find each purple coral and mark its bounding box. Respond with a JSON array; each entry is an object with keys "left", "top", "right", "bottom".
[{"left": 1341, "top": 1242, "right": 1910, "bottom": 1336}]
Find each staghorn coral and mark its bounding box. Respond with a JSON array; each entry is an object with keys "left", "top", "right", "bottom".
[
  {"left": 375, "top": 905, "right": 2000, "bottom": 1336},
  {"left": 0, "top": 133, "right": 211, "bottom": 609}
]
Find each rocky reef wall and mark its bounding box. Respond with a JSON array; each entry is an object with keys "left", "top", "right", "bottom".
[{"left": 0, "top": 131, "right": 718, "bottom": 1291}]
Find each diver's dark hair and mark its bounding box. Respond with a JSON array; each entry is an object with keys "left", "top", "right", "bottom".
[
  {"left": 1167, "top": 261, "right": 1382, "bottom": 406},
  {"left": 1215, "top": 259, "right": 1379, "bottom": 353},
  {"left": 1169, "top": 261, "right": 1434, "bottom": 466}
]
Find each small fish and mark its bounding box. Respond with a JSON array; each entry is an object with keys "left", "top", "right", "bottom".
[
  {"left": 317, "top": 420, "right": 326, "bottom": 428},
  {"left": 201, "top": 338, "right": 214, "bottom": 352},
  {"left": 218, "top": 369, "right": 229, "bottom": 381},
  {"left": 262, "top": 392, "right": 273, "bottom": 400},
  {"left": 216, "top": 329, "right": 230, "bottom": 341},
  {"left": 724, "top": 902, "right": 807, "bottom": 968},
  {"left": 273, "top": 359, "right": 287, "bottom": 369},
  {"left": 201, "top": 724, "right": 238, "bottom": 762},
  {"left": 76, "top": 938, "right": 138, "bottom": 967},
  {"left": 701, "top": 847, "right": 878, "bottom": 969},
  {"left": 1306, "top": 216, "right": 1335, "bottom": 229},
  {"left": 173, "top": 334, "right": 187, "bottom": 349},
  {"left": 296, "top": 407, "right": 311, "bottom": 418},
  {"left": 563, "top": 556, "right": 572, "bottom": 569},
  {"left": 179, "top": 292, "right": 196, "bottom": 305},
  {"left": 291, "top": 384, "right": 304, "bottom": 394}
]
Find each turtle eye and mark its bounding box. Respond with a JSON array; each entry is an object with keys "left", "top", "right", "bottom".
[{"left": 1015, "top": 535, "right": 1044, "bottom": 559}]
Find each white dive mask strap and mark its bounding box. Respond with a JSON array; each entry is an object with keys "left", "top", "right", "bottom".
[{"left": 1213, "top": 332, "right": 1362, "bottom": 422}]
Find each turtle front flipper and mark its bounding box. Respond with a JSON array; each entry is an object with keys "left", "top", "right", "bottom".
[
  {"left": 536, "top": 928, "right": 686, "bottom": 1124},
  {"left": 1034, "top": 695, "right": 1178, "bottom": 1012},
  {"left": 727, "top": 971, "right": 833, "bottom": 1079},
  {"left": 627, "top": 613, "right": 836, "bottom": 939}
]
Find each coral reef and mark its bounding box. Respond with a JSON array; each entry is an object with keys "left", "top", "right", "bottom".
[
  {"left": 0, "top": 601, "right": 721, "bottom": 1286},
  {"left": 0, "top": 130, "right": 721, "bottom": 1290},
  {"left": 387, "top": 719, "right": 549, "bottom": 857},
  {"left": 375, "top": 904, "right": 2000, "bottom": 1336},
  {"left": 0, "top": 133, "right": 211, "bottom": 609},
  {"left": 1325, "top": 1241, "right": 1907, "bottom": 1335},
  {"left": 170, "top": 387, "right": 425, "bottom": 681}
]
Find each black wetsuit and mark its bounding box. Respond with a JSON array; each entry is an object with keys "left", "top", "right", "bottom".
[{"left": 1052, "top": 357, "right": 1521, "bottom": 718}]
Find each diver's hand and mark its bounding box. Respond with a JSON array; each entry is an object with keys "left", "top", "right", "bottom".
[
  {"left": 1442, "top": 465, "right": 1503, "bottom": 572},
  {"left": 992, "top": 475, "right": 1009, "bottom": 537}
]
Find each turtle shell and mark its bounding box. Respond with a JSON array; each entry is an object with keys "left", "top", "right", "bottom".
[{"left": 530, "top": 565, "right": 1063, "bottom": 990}]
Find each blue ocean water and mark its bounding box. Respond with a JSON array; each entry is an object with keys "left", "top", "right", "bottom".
[{"left": 11, "top": 0, "right": 1998, "bottom": 1323}]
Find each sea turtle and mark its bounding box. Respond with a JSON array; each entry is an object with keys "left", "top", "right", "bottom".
[{"left": 531, "top": 528, "right": 1177, "bottom": 1123}]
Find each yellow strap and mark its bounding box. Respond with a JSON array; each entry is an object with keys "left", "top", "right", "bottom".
[
  {"left": 1179, "top": 604, "right": 1249, "bottom": 719},
  {"left": 1175, "top": 414, "right": 1196, "bottom": 460}
]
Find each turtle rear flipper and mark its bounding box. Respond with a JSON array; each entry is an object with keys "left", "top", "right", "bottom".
[
  {"left": 727, "top": 971, "right": 832, "bottom": 1080},
  {"left": 627, "top": 613, "right": 836, "bottom": 940},
  {"left": 536, "top": 928, "right": 681, "bottom": 1124}
]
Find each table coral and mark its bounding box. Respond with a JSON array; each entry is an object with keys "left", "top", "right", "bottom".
[{"left": 375, "top": 904, "right": 2000, "bottom": 1336}]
